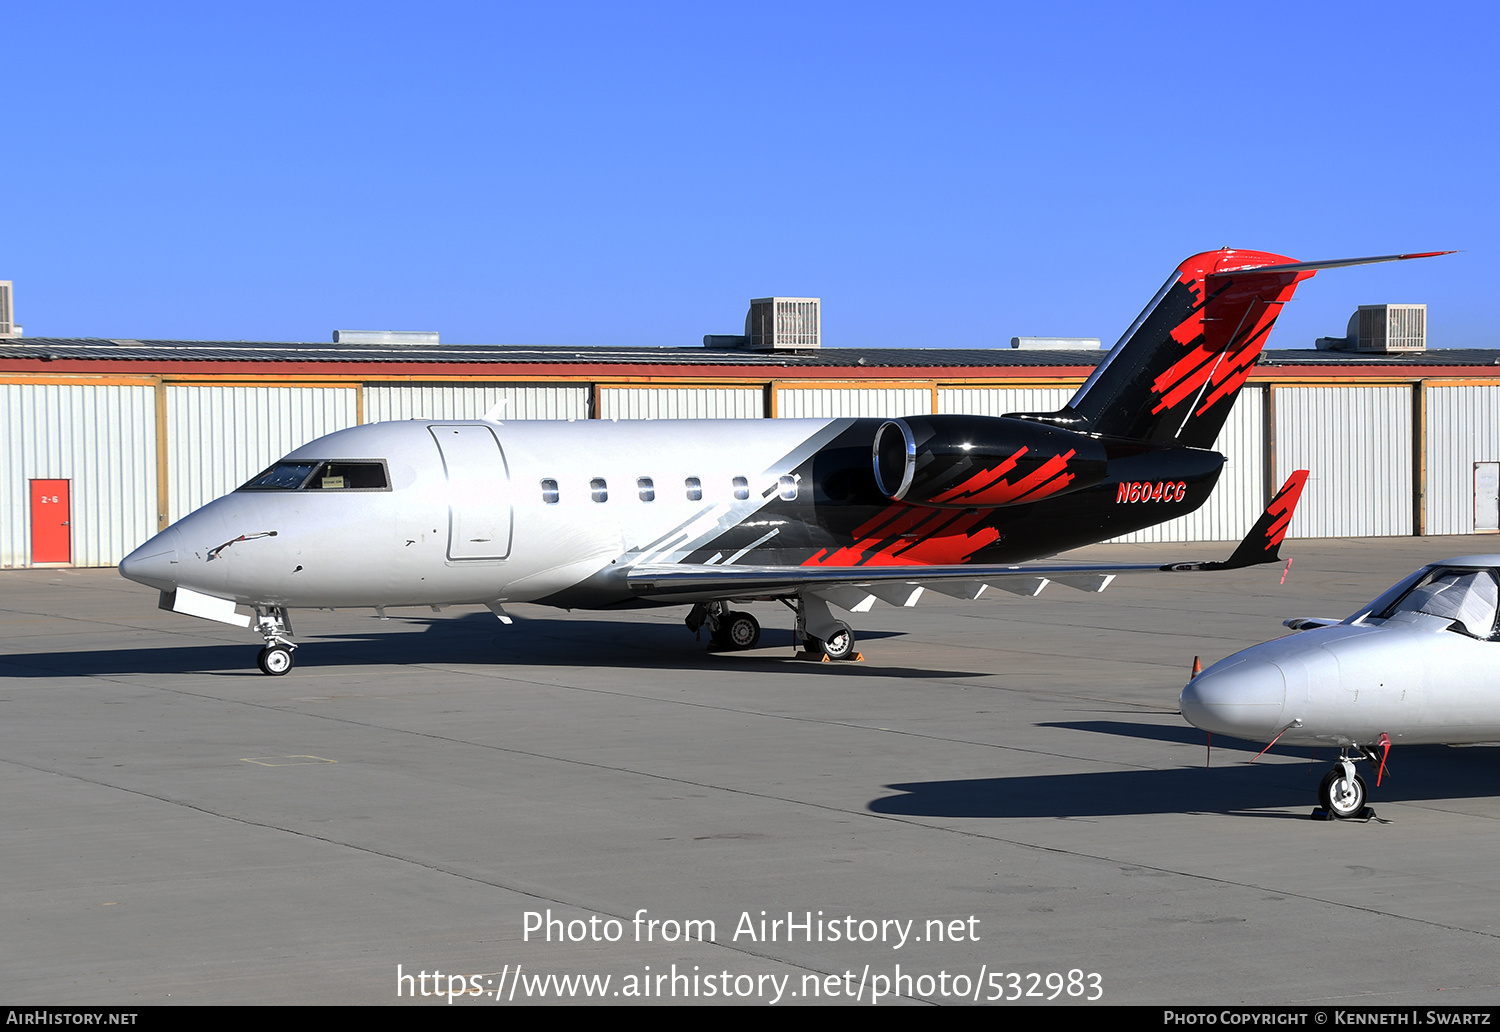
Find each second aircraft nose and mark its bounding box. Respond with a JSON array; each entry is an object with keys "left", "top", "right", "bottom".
[{"left": 1180, "top": 657, "right": 1287, "bottom": 741}]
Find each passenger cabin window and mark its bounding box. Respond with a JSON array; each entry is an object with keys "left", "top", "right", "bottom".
[
  {"left": 779, "top": 475, "right": 798, "bottom": 501},
  {"left": 685, "top": 477, "right": 702, "bottom": 501},
  {"left": 590, "top": 478, "right": 608, "bottom": 503},
  {"left": 732, "top": 476, "right": 750, "bottom": 500},
  {"left": 240, "top": 460, "right": 387, "bottom": 491},
  {"left": 541, "top": 479, "right": 560, "bottom": 504},
  {"left": 637, "top": 477, "right": 655, "bottom": 502},
  {"left": 1381, "top": 568, "right": 1500, "bottom": 638}
]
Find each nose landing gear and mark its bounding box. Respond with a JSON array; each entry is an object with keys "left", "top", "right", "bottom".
[
  {"left": 253, "top": 607, "right": 297, "bottom": 676},
  {"left": 1315, "top": 750, "right": 1377, "bottom": 820}
]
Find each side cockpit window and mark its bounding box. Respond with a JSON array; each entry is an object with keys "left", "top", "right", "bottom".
[
  {"left": 239, "top": 460, "right": 389, "bottom": 492},
  {"left": 306, "top": 461, "right": 389, "bottom": 490},
  {"left": 1382, "top": 567, "right": 1500, "bottom": 638}
]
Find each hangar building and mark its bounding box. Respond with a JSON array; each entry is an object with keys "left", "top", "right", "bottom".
[{"left": 3, "top": 334, "right": 1499, "bottom": 568}]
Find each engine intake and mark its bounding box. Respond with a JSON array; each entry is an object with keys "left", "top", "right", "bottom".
[{"left": 872, "top": 415, "right": 1106, "bottom": 508}]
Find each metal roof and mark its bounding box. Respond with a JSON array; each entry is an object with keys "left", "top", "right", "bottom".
[{"left": 3, "top": 338, "right": 1499, "bottom": 370}]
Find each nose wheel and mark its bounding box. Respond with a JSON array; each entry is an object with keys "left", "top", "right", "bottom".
[
  {"left": 252, "top": 606, "right": 297, "bottom": 676},
  {"left": 1316, "top": 754, "right": 1373, "bottom": 820},
  {"left": 257, "top": 644, "right": 295, "bottom": 676}
]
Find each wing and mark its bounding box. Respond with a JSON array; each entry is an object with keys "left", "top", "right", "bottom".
[{"left": 626, "top": 471, "right": 1310, "bottom": 610}]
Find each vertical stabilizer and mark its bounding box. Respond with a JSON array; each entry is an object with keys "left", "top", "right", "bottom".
[
  {"left": 1016, "top": 248, "right": 1452, "bottom": 448},
  {"left": 1063, "top": 248, "right": 1311, "bottom": 448}
]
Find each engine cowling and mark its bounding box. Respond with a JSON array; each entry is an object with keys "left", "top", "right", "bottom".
[{"left": 872, "top": 415, "right": 1107, "bottom": 508}]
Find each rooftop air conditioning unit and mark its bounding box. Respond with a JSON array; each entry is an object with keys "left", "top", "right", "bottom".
[
  {"left": 744, "top": 297, "right": 820, "bottom": 351},
  {"left": 1350, "top": 304, "right": 1426, "bottom": 353}
]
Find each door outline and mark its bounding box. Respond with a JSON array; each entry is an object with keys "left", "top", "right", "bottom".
[
  {"left": 30, "top": 479, "right": 72, "bottom": 564},
  {"left": 429, "top": 425, "right": 513, "bottom": 561}
]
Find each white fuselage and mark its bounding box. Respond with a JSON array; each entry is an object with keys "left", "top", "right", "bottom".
[
  {"left": 121, "top": 417, "right": 848, "bottom": 609},
  {"left": 1180, "top": 558, "right": 1500, "bottom": 749}
]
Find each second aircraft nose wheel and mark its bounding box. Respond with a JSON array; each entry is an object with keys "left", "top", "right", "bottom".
[
  {"left": 1318, "top": 765, "right": 1368, "bottom": 819},
  {"left": 257, "top": 644, "right": 295, "bottom": 676}
]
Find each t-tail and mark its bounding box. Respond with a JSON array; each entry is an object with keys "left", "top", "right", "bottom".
[{"left": 1012, "top": 248, "right": 1454, "bottom": 449}]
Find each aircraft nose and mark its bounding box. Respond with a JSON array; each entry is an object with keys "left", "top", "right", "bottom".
[
  {"left": 119, "top": 527, "right": 182, "bottom": 591},
  {"left": 1179, "top": 658, "right": 1287, "bottom": 740}
]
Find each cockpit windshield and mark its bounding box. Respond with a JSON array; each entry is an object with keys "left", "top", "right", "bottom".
[
  {"left": 240, "top": 460, "right": 389, "bottom": 492},
  {"left": 1380, "top": 567, "right": 1499, "bottom": 638},
  {"left": 241, "top": 461, "right": 320, "bottom": 491}
]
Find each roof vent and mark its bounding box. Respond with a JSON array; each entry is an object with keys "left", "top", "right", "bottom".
[
  {"left": 333, "top": 330, "right": 440, "bottom": 345},
  {"left": 1010, "top": 336, "right": 1102, "bottom": 350}
]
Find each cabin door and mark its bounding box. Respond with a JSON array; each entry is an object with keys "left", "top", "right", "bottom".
[{"left": 429, "top": 425, "right": 512, "bottom": 560}]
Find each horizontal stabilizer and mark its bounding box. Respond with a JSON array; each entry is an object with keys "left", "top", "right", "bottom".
[{"left": 1208, "top": 251, "right": 1455, "bottom": 277}]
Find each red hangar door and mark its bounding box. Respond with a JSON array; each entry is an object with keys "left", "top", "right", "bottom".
[{"left": 30, "top": 479, "right": 71, "bottom": 564}]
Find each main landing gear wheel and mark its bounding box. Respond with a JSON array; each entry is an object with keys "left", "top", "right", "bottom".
[
  {"left": 1318, "top": 767, "right": 1368, "bottom": 819},
  {"left": 257, "top": 644, "right": 295, "bottom": 676},
  {"left": 719, "top": 610, "right": 761, "bottom": 650},
  {"left": 814, "top": 622, "right": 856, "bottom": 660}
]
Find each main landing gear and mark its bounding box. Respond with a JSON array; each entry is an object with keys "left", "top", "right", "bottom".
[
  {"left": 253, "top": 606, "right": 297, "bottom": 676},
  {"left": 803, "top": 620, "right": 855, "bottom": 660},
  {"left": 687, "top": 602, "right": 762, "bottom": 652},
  {"left": 1315, "top": 749, "right": 1378, "bottom": 820},
  {"left": 685, "top": 597, "right": 859, "bottom": 659},
  {"left": 713, "top": 609, "right": 762, "bottom": 650},
  {"left": 793, "top": 595, "right": 858, "bottom": 661}
]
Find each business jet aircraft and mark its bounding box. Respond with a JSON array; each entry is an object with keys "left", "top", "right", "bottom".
[
  {"left": 1181, "top": 558, "right": 1500, "bottom": 819},
  {"left": 118, "top": 248, "right": 1446, "bottom": 676}
]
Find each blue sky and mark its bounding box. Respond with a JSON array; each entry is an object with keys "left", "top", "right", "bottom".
[{"left": 4, "top": 1, "right": 1495, "bottom": 349}]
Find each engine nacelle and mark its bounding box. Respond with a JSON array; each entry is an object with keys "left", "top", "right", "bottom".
[{"left": 872, "top": 415, "right": 1107, "bottom": 508}]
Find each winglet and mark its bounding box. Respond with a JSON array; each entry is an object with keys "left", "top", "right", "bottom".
[{"left": 1162, "top": 470, "right": 1309, "bottom": 572}]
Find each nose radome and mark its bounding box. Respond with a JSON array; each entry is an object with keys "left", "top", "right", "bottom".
[
  {"left": 119, "top": 527, "right": 182, "bottom": 591},
  {"left": 1179, "top": 658, "right": 1287, "bottom": 741}
]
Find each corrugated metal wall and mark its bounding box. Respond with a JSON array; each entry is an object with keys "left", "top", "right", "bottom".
[
  {"left": 1276, "top": 386, "right": 1413, "bottom": 538},
  {"left": 1426, "top": 385, "right": 1500, "bottom": 535},
  {"left": 0, "top": 383, "right": 157, "bottom": 568},
  {"left": 11, "top": 374, "right": 1500, "bottom": 568},
  {"left": 167, "top": 386, "right": 358, "bottom": 522},
  {"left": 598, "top": 386, "right": 763, "bottom": 419},
  {"left": 775, "top": 386, "right": 933, "bottom": 418},
  {"left": 364, "top": 383, "right": 588, "bottom": 422}
]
